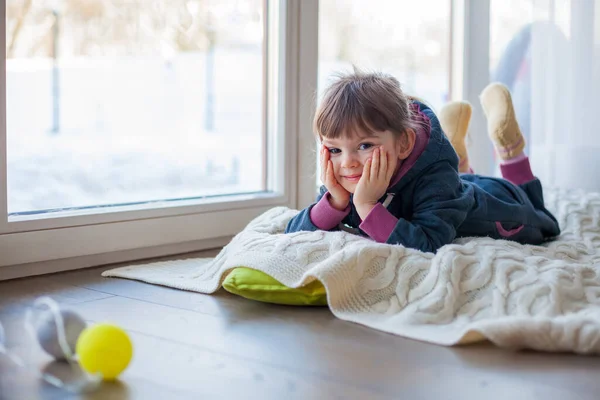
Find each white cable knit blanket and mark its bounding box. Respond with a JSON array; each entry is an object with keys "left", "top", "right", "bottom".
[{"left": 103, "top": 187, "right": 600, "bottom": 354}]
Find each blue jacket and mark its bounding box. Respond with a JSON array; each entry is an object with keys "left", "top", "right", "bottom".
[{"left": 286, "top": 101, "right": 560, "bottom": 253}]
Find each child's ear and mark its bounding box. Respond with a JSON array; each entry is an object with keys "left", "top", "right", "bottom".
[{"left": 396, "top": 129, "right": 416, "bottom": 160}]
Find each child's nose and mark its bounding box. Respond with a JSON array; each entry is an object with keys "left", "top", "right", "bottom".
[{"left": 341, "top": 153, "right": 360, "bottom": 169}]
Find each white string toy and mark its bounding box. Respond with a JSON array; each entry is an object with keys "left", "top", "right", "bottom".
[{"left": 0, "top": 296, "right": 102, "bottom": 393}]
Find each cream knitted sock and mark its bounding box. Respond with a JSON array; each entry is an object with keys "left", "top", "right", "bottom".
[
  {"left": 439, "top": 101, "right": 472, "bottom": 173},
  {"left": 480, "top": 83, "right": 525, "bottom": 160}
]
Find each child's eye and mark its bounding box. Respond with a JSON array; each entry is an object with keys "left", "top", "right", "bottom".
[
  {"left": 328, "top": 148, "right": 341, "bottom": 154},
  {"left": 359, "top": 143, "right": 374, "bottom": 151}
]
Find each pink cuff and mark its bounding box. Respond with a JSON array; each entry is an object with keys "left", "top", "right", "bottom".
[
  {"left": 359, "top": 203, "right": 399, "bottom": 243},
  {"left": 309, "top": 192, "right": 351, "bottom": 230},
  {"left": 500, "top": 156, "right": 535, "bottom": 185}
]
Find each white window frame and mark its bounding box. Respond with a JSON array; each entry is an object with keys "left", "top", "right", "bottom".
[
  {"left": 450, "top": 0, "right": 492, "bottom": 175},
  {"left": 0, "top": 0, "right": 319, "bottom": 278}
]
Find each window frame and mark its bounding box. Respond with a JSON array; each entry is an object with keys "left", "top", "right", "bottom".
[
  {"left": 450, "top": 0, "right": 492, "bottom": 175},
  {"left": 0, "top": 0, "right": 320, "bottom": 274}
]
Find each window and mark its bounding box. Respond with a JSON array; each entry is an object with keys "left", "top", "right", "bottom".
[
  {"left": 0, "top": 0, "right": 306, "bottom": 271},
  {"left": 490, "top": 0, "right": 534, "bottom": 75},
  {"left": 7, "top": 0, "right": 265, "bottom": 215},
  {"left": 318, "top": 0, "right": 451, "bottom": 111}
]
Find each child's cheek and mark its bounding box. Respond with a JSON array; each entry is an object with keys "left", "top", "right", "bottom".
[
  {"left": 331, "top": 160, "right": 342, "bottom": 180},
  {"left": 361, "top": 150, "right": 374, "bottom": 166}
]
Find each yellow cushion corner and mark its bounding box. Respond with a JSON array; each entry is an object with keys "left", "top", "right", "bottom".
[{"left": 222, "top": 267, "right": 327, "bottom": 306}]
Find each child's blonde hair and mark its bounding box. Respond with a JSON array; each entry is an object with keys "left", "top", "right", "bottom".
[{"left": 314, "top": 70, "right": 422, "bottom": 141}]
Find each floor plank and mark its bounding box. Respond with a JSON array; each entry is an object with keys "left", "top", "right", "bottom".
[{"left": 1, "top": 252, "right": 599, "bottom": 400}]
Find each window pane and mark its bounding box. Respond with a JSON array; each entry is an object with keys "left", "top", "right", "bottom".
[
  {"left": 318, "top": 0, "right": 451, "bottom": 111},
  {"left": 6, "top": 0, "right": 265, "bottom": 215}
]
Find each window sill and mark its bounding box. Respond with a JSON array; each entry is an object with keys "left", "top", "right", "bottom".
[{"left": 0, "top": 236, "right": 228, "bottom": 281}]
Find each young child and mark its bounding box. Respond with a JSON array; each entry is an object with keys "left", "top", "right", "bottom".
[{"left": 285, "top": 71, "right": 560, "bottom": 253}]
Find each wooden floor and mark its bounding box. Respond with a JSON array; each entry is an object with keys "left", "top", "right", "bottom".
[{"left": 1, "top": 249, "right": 599, "bottom": 400}]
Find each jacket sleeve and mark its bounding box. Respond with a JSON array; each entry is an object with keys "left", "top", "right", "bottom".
[
  {"left": 359, "top": 203, "right": 399, "bottom": 243},
  {"left": 285, "top": 186, "right": 350, "bottom": 233},
  {"left": 385, "top": 161, "right": 472, "bottom": 253}
]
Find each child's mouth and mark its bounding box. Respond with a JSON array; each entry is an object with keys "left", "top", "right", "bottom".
[{"left": 343, "top": 174, "right": 361, "bottom": 182}]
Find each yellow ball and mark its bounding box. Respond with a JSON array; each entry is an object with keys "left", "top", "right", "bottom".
[{"left": 76, "top": 323, "right": 133, "bottom": 380}]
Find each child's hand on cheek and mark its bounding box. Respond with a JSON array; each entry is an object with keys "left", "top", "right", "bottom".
[
  {"left": 354, "top": 147, "right": 395, "bottom": 220},
  {"left": 321, "top": 146, "right": 350, "bottom": 211}
]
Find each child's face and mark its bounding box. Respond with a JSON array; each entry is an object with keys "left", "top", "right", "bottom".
[{"left": 322, "top": 129, "right": 406, "bottom": 194}]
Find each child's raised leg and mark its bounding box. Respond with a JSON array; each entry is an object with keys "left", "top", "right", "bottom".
[
  {"left": 439, "top": 101, "right": 473, "bottom": 173},
  {"left": 480, "top": 83, "right": 535, "bottom": 185}
]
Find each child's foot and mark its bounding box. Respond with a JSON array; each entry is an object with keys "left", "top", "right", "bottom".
[
  {"left": 480, "top": 83, "right": 525, "bottom": 160},
  {"left": 439, "top": 101, "right": 472, "bottom": 173}
]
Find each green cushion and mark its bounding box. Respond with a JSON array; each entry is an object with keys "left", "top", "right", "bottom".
[{"left": 222, "top": 267, "right": 328, "bottom": 306}]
